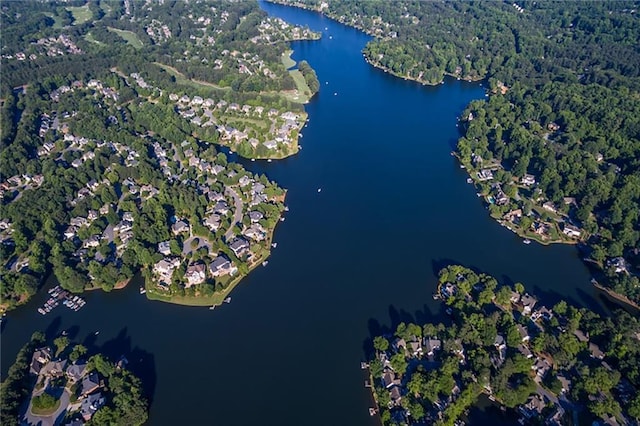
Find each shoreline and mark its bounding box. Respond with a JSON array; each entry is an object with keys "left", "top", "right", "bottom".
[
  {"left": 144, "top": 193, "right": 286, "bottom": 307},
  {"left": 592, "top": 281, "right": 640, "bottom": 312}
]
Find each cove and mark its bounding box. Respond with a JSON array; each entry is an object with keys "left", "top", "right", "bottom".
[{"left": 1, "top": 2, "right": 598, "bottom": 425}]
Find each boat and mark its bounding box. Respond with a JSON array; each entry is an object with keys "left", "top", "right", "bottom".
[
  {"left": 317, "top": 188, "right": 322, "bottom": 192},
  {"left": 466, "top": 178, "right": 473, "bottom": 184},
  {"left": 229, "top": 150, "right": 234, "bottom": 154},
  {"left": 280, "top": 217, "right": 285, "bottom": 222},
  {"left": 251, "top": 158, "right": 255, "bottom": 162},
  {"left": 139, "top": 286, "right": 146, "bottom": 294},
  {"left": 271, "top": 242, "right": 277, "bottom": 248},
  {"left": 223, "top": 297, "right": 231, "bottom": 304},
  {"left": 369, "top": 408, "right": 377, "bottom": 416},
  {"left": 209, "top": 305, "right": 216, "bottom": 310},
  {"left": 284, "top": 206, "right": 289, "bottom": 212},
  {"left": 38, "top": 308, "right": 46, "bottom": 315},
  {"left": 95, "top": 331, "right": 100, "bottom": 335},
  {"left": 262, "top": 261, "right": 269, "bottom": 267},
  {"left": 333, "top": 92, "right": 337, "bottom": 96},
  {"left": 523, "top": 239, "right": 531, "bottom": 245},
  {"left": 267, "top": 159, "right": 272, "bottom": 163}
]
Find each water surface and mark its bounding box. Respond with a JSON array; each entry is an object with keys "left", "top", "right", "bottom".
[{"left": 1, "top": 3, "right": 597, "bottom": 425}]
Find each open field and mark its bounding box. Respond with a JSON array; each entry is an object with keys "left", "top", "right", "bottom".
[
  {"left": 108, "top": 27, "right": 143, "bottom": 49},
  {"left": 67, "top": 5, "right": 92, "bottom": 25}
]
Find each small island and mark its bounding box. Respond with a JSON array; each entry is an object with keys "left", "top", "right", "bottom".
[
  {"left": 0, "top": 332, "right": 149, "bottom": 426},
  {"left": 366, "top": 265, "right": 640, "bottom": 425}
]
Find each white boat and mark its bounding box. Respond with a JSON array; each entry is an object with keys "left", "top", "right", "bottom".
[
  {"left": 209, "top": 305, "right": 216, "bottom": 310},
  {"left": 139, "top": 287, "right": 146, "bottom": 294},
  {"left": 317, "top": 188, "right": 322, "bottom": 192},
  {"left": 271, "top": 242, "right": 277, "bottom": 248},
  {"left": 251, "top": 158, "right": 255, "bottom": 162},
  {"left": 95, "top": 331, "right": 100, "bottom": 335},
  {"left": 523, "top": 239, "right": 531, "bottom": 245},
  {"left": 333, "top": 92, "right": 337, "bottom": 96},
  {"left": 224, "top": 297, "right": 231, "bottom": 304},
  {"left": 262, "top": 261, "right": 269, "bottom": 267},
  {"left": 267, "top": 159, "right": 272, "bottom": 163}
]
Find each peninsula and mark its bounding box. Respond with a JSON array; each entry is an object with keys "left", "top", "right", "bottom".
[
  {"left": 0, "top": 0, "right": 321, "bottom": 312},
  {"left": 367, "top": 265, "right": 640, "bottom": 425},
  {"left": 0, "top": 331, "right": 148, "bottom": 426}
]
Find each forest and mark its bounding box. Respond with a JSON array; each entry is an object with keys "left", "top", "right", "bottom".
[
  {"left": 369, "top": 265, "right": 640, "bottom": 426},
  {"left": 276, "top": 0, "right": 640, "bottom": 303}
]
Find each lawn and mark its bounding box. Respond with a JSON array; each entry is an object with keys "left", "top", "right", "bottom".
[
  {"left": 66, "top": 5, "right": 92, "bottom": 25},
  {"left": 154, "top": 62, "right": 230, "bottom": 94},
  {"left": 43, "top": 12, "right": 64, "bottom": 29},
  {"left": 84, "top": 32, "right": 103, "bottom": 45},
  {"left": 281, "top": 50, "right": 296, "bottom": 70},
  {"left": 286, "top": 70, "right": 312, "bottom": 103},
  {"left": 108, "top": 27, "right": 143, "bottom": 49}
]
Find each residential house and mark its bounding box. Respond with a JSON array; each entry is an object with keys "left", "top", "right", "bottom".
[
  {"left": 81, "top": 392, "right": 105, "bottom": 421},
  {"left": 41, "top": 359, "right": 68, "bottom": 378},
  {"left": 542, "top": 201, "right": 557, "bottom": 214},
  {"left": 184, "top": 263, "right": 206, "bottom": 287},
  {"left": 532, "top": 358, "right": 551, "bottom": 378},
  {"left": 408, "top": 340, "right": 422, "bottom": 357},
  {"left": 158, "top": 241, "right": 171, "bottom": 256},
  {"left": 517, "top": 324, "right": 530, "bottom": 342},
  {"left": 520, "top": 294, "right": 537, "bottom": 315},
  {"left": 243, "top": 224, "right": 266, "bottom": 241},
  {"left": 589, "top": 343, "right": 605, "bottom": 360},
  {"left": 607, "top": 257, "right": 628, "bottom": 273},
  {"left": 30, "top": 347, "right": 52, "bottom": 375},
  {"left": 532, "top": 306, "right": 553, "bottom": 322},
  {"left": 204, "top": 214, "right": 221, "bottom": 231},
  {"left": 209, "top": 255, "right": 237, "bottom": 278},
  {"left": 562, "top": 224, "right": 582, "bottom": 238},
  {"left": 249, "top": 211, "right": 264, "bottom": 223},
  {"left": 521, "top": 174, "right": 536, "bottom": 186},
  {"left": 263, "top": 140, "right": 278, "bottom": 150},
  {"left": 81, "top": 372, "right": 101, "bottom": 396},
  {"left": 172, "top": 220, "right": 189, "bottom": 235},
  {"left": 477, "top": 169, "right": 494, "bottom": 181},
  {"left": 66, "top": 362, "right": 88, "bottom": 383},
  {"left": 518, "top": 344, "right": 533, "bottom": 359},
  {"left": 229, "top": 238, "right": 250, "bottom": 257},
  {"left": 520, "top": 394, "right": 546, "bottom": 419},
  {"left": 424, "top": 338, "right": 441, "bottom": 357}
]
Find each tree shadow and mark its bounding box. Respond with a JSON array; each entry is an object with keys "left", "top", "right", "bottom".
[{"left": 362, "top": 303, "right": 441, "bottom": 360}]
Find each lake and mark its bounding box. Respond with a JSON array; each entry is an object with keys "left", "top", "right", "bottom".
[{"left": 1, "top": 2, "right": 600, "bottom": 425}]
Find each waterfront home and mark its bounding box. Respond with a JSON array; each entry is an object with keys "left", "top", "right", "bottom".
[
  {"left": 239, "top": 176, "right": 251, "bottom": 187},
  {"left": 607, "top": 257, "right": 628, "bottom": 273},
  {"left": 81, "top": 392, "right": 105, "bottom": 421},
  {"left": 520, "top": 394, "right": 546, "bottom": 419},
  {"left": 184, "top": 263, "right": 206, "bottom": 287},
  {"left": 249, "top": 211, "right": 264, "bottom": 223},
  {"left": 573, "top": 329, "right": 589, "bottom": 343},
  {"left": 66, "top": 362, "right": 88, "bottom": 383},
  {"left": 243, "top": 224, "right": 266, "bottom": 241},
  {"left": 229, "top": 237, "right": 250, "bottom": 257},
  {"left": 392, "top": 338, "right": 407, "bottom": 352},
  {"left": 424, "top": 338, "right": 441, "bottom": 357},
  {"left": 264, "top": 140, "right": 278, "bottom": 150},
  {"left": 408, "top": 339, "right": 422, "bottom": 357},
  {"left": 41, "top": 358, "right": 67, "bottom": 378},
  {"left": 562, "top": 223, "right": 582, "bottom": 238},
  {"left": 153, "top": 257, "right": 181, "bottom": 285},
  {"left": 477, "top": 169, "right": 494, "bottom": 181},
  {"left": 81, "top": 372, "right": 101, "bottom": 396},
  {"left": 29, "top": 347, "right": 52, "bottom": 375},
  {"left": 158, "top": 241, "right": 171, "bottom": 256},
  {"left": 441, "top": 282, "right": 457, "bottom": 298},
  {"left": 209, "top": 255, "right": 237, "bottom": 277},
  {"left": 531, "top": 306, "right": 553, "bottom": 322},
  {"left": 503, "top": 209, "right": 522, "bottom": 223},
  {"left": 520, "top": 294, "right": 537, "bottom": 315},
  {"left": 389, "top": 386, "right": 402, "bottom": 405}
]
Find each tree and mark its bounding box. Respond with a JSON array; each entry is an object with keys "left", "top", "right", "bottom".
[
  {"left": 53, "top": 336, "right": 69, "bottom": 357},
  {"left": 69, "top": 344, "right": 87, "bottom": 362},
  {"left": 514, "top": 282, "right": 525, "bottom": 294},
  {"left": 32, "top": 393, "right": 58, "bottom": 411},
  {"left": 373, "top": 336, "right": 389, "bottom": 352}
]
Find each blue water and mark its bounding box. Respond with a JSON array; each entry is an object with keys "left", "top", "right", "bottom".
[{"left": 0, "top": 3, "right": 597, "bottom": 425}]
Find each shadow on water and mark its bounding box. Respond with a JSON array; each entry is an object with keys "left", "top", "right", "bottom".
[
  {"left": 81, "top": 327, "right": 157, "bottom": 406},
  {"left": 363, "top": 304, "right": 440, "bottom": 359}
]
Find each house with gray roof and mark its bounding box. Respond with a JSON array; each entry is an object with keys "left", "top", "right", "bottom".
[
  {"left": 66, "top": 362, "right": 88, "bottom": 383},
  {"left": 229, "top": 238, "right": 250, "bottom": 257},
  {"left": 81, "top": 372, "right": 101, "bottom": 396},
  {"left": 209, "top": 255, "right": 237, "bottom": 277},
  {"left": 30, "top": 346, "right": 52, "bottom": 375},
  {"left": 81, "top": 392, "right": 105, "bottom": 421}
]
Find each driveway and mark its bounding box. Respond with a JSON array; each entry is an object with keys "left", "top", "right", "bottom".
[
  {"left": 224, "top": 187, "right": 244, "bottom": 240},
  {"left": 23, "top": 387, "right": 70, "bottom": 426}
]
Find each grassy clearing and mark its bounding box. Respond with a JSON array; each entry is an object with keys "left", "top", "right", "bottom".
[
  {"left": 84, "top": 32, "right": 103, "bottom": 45},
  {"left": 286, "top": 70, "right": 312, "bottom": 103},
  {"left": 108, "top": 27, "right": 143, "bottom": 49},
  {"left": 225, "top": 117, "right": 270, "bottom": 131},
  {"left": 154, "top": 62, "right": 230, "bottom": 93},
  {"left": 281, "top": 50, "right": 296, "bottom": 69},
  {"left": 66, "top": 5, "right": 92, "bottom": 25},
  {"left": 43, "top": 12, "right": 64, "bottom": 29}
]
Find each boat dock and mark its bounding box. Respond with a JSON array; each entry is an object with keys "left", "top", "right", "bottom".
[{"left": 38, "top": 285, "right": 86, "bottom": 315}]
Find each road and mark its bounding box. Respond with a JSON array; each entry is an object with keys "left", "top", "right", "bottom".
[{"left": 224, "top": 187, "right": 244, "bottom": 241}]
